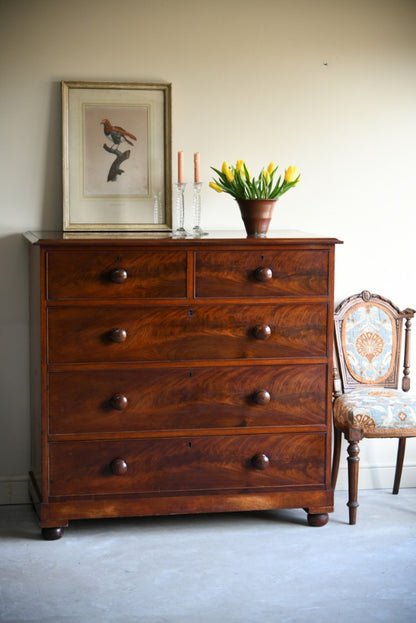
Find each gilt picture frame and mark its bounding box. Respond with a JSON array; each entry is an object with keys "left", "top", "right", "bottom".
[{"left": 62, "top": 81, "right": 172, "bottom": 232}]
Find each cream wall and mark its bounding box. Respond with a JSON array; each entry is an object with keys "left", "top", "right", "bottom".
[{"left": 1, "top": 0, "right": 415, "bottom": 503}]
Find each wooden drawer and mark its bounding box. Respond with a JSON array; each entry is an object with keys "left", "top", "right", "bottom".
[
  {"left": 48, "top": 364, "right": 327, "bottom": 433},
  {"left": 47, "top": 303, "right": 328, "bottom": 363},
  {"left": 195, "top": 250, "right": 329, "bottom": 297},
  {"left": 46, "top": 250, "right": 188, "bottom": 300},
  {"left": 49, "top": 433, "right": 326, "bottom": 496}
]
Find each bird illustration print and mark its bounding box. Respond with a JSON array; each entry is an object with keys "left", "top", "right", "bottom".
[{"left": 101, "top": 118, "right": 137, "bottom": 182}]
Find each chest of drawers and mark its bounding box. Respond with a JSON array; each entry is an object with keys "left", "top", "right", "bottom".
[{"left": 25, "top": 231, "right": 341, "bottom": 539}]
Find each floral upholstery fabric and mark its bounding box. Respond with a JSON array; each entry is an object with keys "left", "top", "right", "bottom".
[
  {"left": 342, "top": 303, "right": 396, "bottom": 383},
  {"left": 334, "top": 388, "right": 416, "bottom": 437}
]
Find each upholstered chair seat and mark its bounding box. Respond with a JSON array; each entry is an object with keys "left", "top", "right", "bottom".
[{"left": 334, "top": 388, "right": 416, "bottom": 437}]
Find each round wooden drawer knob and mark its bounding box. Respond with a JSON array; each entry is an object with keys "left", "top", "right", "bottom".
[
  {"left": 254, "top": 266, "right": 273, "bottom": 282},
  {"left": 110, "top": 394, "right": 128, "bottom": 410},
  {"left": 110, "top": 328, "right": 127, "bottom": 343},
  {"left": 251, "top": 453, "right": 270, "bottom": 470},
  {"left": 254, "top": 389, "right": 271, "bottom": 405},
  {"left": 110, "top": 458, "right": 128, "bottom": 475},
  {"left": 253, "top": 324, "right": 272, "bottom": 340},
  {"left": 110, "top": 268, "right": 128, "bottom": 283}
]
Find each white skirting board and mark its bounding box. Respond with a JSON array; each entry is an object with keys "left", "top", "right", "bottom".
[
  {"left": 335, "top": 464, "right": 416, "bottom": 491},
  {"left": 1, "top": 468, "right": 416, "bottom": 505},
  {"left": 0, "top": 475, "right": 31, "bottom": 505}
]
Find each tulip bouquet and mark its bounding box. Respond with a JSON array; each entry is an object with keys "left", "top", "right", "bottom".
[{"left": 209, "top": 160, "right": 300, "bottom": 200}]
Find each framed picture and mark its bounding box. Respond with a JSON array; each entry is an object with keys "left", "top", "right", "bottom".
[{"left": 62, "top": 81, "right": 172, "bottom": 231}]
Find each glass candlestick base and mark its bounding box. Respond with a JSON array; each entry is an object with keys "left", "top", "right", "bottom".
[
  {"left": 192, "top": 182, "right": 207, "bottom": 236},
  {"left": 153, "top": 191, "right": 162, "bottom": 224},
  {"left": 172, "top": 182, "right": 187, "bottom": 238}
]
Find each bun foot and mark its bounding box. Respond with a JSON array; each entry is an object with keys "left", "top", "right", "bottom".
[
  {"left": 42, "top": 527, "right": 64, "bottom": 540},
  {"left": 307, "top": 512, "right": 329, "bottom": 527}
]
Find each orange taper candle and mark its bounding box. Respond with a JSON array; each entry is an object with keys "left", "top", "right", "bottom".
[
  {"left": 178, "top": 151, "right": 184, "bottom": 184},
  {"left": 194, "top": 152, "right": 200, "bottom": 183}
]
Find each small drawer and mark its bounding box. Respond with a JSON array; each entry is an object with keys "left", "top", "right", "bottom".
[
  {"left": 48, "top": 433, "right": 326, "bottom": 497},
  {"left": 48, "top": 364, "right": 327, "bottom": 434},
  {"left": 195, "top": 250, "right": 329, "bottom": 298},
  {"left": 46, "top": 250, "right": 187, "bottom": 300},
  {"left": 47, "top": 303, "right": 328, "bottom": 364}
]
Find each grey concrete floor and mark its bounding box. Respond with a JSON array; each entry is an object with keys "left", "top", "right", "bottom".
[{"left": 0, "top": 489, "right": 415, "bottom": 623}]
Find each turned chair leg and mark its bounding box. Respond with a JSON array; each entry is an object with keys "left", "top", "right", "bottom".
[
  {"left": 331, "top": 426, "right": 342, "bottom": 489},
  {"left": 347, "top": 438, "right": 360, "bottom": 525},
  {"left": 393, "top": 437, "right": 406, "bottom": 495}
]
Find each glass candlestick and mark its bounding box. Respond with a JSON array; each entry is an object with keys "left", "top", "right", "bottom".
[
  {"left": 172, "top": 182, "right": 187, "bottom": 237},
  {"left": 192, "top": 182, "right": 207, "bottom": 236},
  {"left": 153, "top": 191, "right": 162, "bottom": 224}
]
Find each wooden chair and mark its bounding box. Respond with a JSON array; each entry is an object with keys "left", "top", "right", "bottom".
[{"left": 331, "top": 290, "right": 416, "bottom": 524}]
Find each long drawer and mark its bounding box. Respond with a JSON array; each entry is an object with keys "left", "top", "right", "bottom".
[
  {"left": 48, "top": 364, "right": 327, "bottom": 433},
  {"left": 49, "top": 433, "right": 326, "bottom": 496},
  {"left": 46, "top": 250, "right": 188, "bottom": 300},
  {"left": 195, "top": 249, "right": 329, "bottom": 297},
  {"left": 47, "top": 303, "right": 328, "bottom": 363}
]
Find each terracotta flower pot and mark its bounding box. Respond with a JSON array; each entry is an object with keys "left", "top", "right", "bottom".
[{"left": 236, "top": 199, "right": 277, "bottom": 237}]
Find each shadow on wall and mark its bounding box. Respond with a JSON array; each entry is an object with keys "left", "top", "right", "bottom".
[
  {"left": 0, "top": 81, "right": 67, "bottom": 499},
  {"left": 0, "top": 233, "right": 31, "bottom": 482},
  {"left": 40, "top": 80, "right": 63, "bottom": 231}
]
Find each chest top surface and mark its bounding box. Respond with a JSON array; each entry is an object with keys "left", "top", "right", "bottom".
[{"left": 24, "top": 230, "right": 342, "bottom": 247}]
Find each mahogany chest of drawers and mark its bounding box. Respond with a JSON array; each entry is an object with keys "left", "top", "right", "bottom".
[{"left": 25, "top": 231, "right": 340, "bottom": 539}]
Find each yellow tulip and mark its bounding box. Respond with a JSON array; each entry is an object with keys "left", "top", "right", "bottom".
[
  {"left": 267, "top": 162, "right": 275, "bottom": 175},
  {"left": 236, "top": 160, "right": 249, "bottom": 180},
  {"left": 236, "top": 160, "right": 246, "bottom": 179},
  {"left": 222, "top": 161, "right": 235, "bottom": 183},
  {"left": 209, "top": 181, "right": 224, "bottom": 193},
  {"left": 263, "top": 170, "right": 271, "bottom": 184},
  {"left": 284, "top": 166, "right": 300, "bottom": 183}
]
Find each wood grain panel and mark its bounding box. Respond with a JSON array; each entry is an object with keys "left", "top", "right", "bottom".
[
  {"left": 48, "top": 364, "right": 327, "bottom": 433},
  {"left": 49, "top": 433, "right": 326, "bottom": 496},
  {"left": 195, "top": 249, "right": 329, "bottom": 297},
  {"left": 46, "top": 250, "right": 187, "bottom": 299},
  {"left": 47, "top": 303, "right": 328, "bottom": 363}
]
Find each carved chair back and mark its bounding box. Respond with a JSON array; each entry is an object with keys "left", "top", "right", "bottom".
[{"left": 333, "top": 290, "right": 413, "bottom": 395}]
